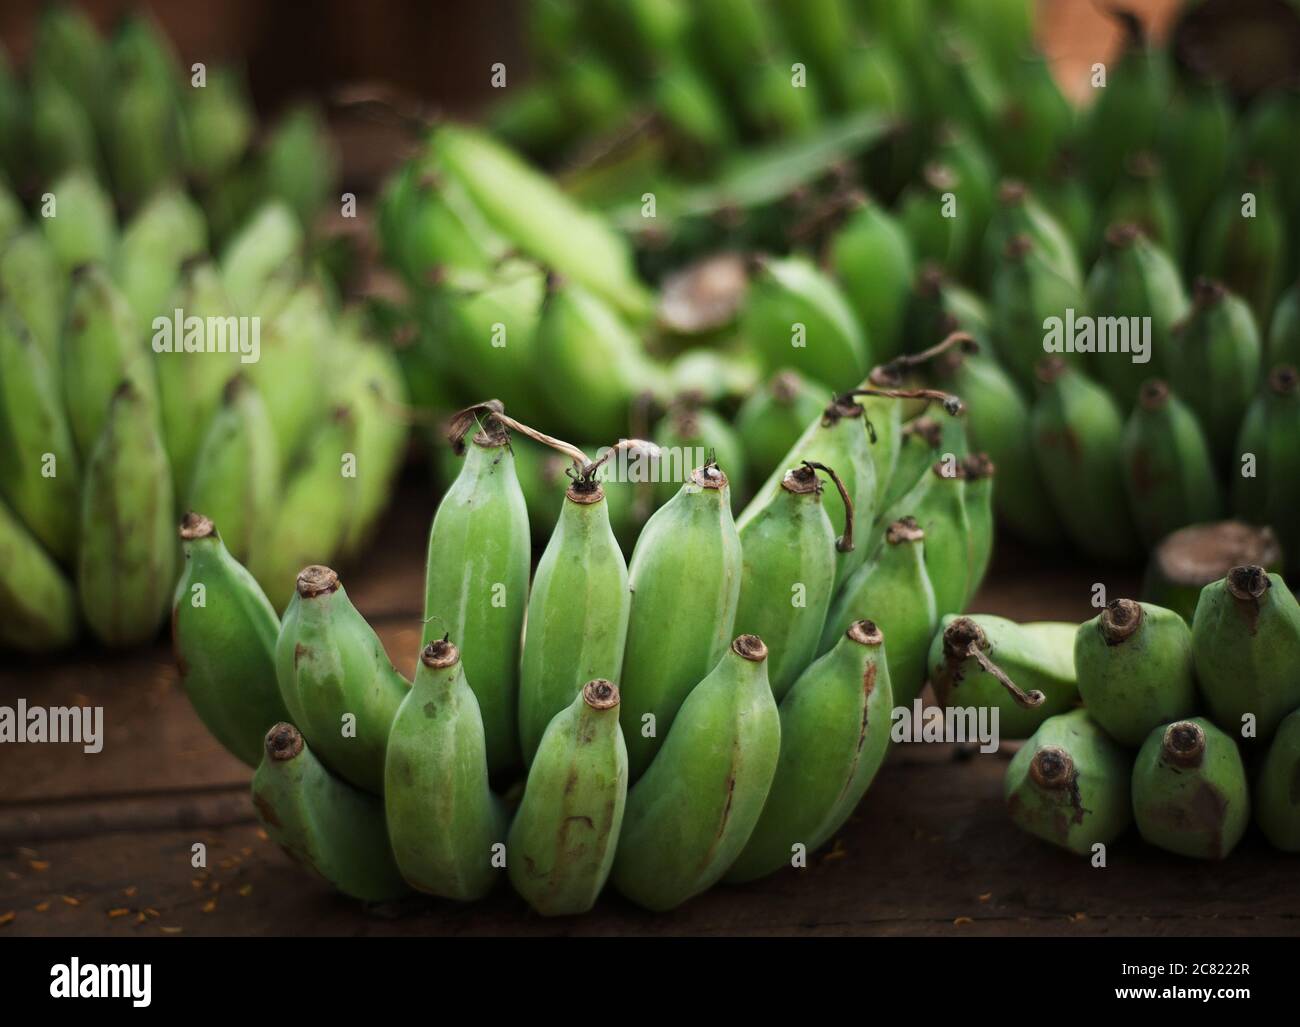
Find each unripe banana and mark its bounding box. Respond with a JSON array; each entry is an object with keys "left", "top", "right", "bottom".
[
  {"left": 620, "top": 461, "right": 742, "bottom": 779},
  {"left": 1100, "top": 154, "right": 1181, "bottom": 259},
  {"left": 249, "top": 406, "right": 359, "bottom": 612},
  {"left": 741, "top": 395, "right": 876, "bottom": 593},
  {"left": 518, "top": 477, "right": 630, "bottom": 765},
  {"left": 261, "top": 105, "right": 338, "bottom": 230},
  {"left": 726, "top": 620, "right": 892, "bottom": 883},
  {"left": 1083, "top": 224, "right": 1188, "bottom": 409},
  {"left": 0, "top": 230, "right": 66, "bottom": 363},
  {"left": 183, "top": 66, "right": 254, "bottom": 183},
  {"left": 734, "top": 463, "right": 847, "bottom": 700},
  {"left": 1197, "top": 170, "right": 1285, "bottom": 327},
  {"left": 1191, "top": 565, "right": 1300, "bottom": 742},
  {"left": 929, "top": 614, "right": 1079, "bottom": 739},
  {"left": 30, "top": 75, "right": 98, "bottom": 182},
  {"left": 252, "top": 723, "right": 407, "bottom": 902},
  {"left": 107, "top": 67, "right": 183, "bottom": 208},
  {"left": 0, "top": 496, "right": 77, "bottom": 653},
  {"left": 990, "top": 233, "right": 1086, "bottom": 392},
  {"left": 984, "top": 180, "right": 1083, "bottom": 289},
  {"left": 276, "top": 565, "right": 408, "bottom": 793},
  {"left": 1080, "top": 25, "right": 1171, "bottom": 196},
  {"left": 77, "top": 383, "right": 175, "bottom": 647},
  {"left": 61, "top": 264, "right": 158, "bottom": 460},
  {"left": 990, "top": 53, "right": 1073, "bottom": 183},
  {"left": 1158, "top": 82, "right": 1231, "bottom": 241},
  {"left": 172, "top": 513, "right": 289, "bottom": 767},
  {"left": 1074, "top": 599, "right": 1198, "bottom": 747},
  {"left": 0, "top": 310, "right": 80, "bottom": 563},
  {"left": 898, "top": 162, "right": 972, "bottom": 277},
  {"left": 961, "top": 453, "right": 994, "bottom": 603},
  {"left": 1131, "top": 718, "right": 1249, "bottom": 860},
  {"left": 385, "top": 639, "right": 506, "bottom": 901},
  {"left": 1120, "top": 380, "right": 1221, "bottom": 547},
  {"left": 877, "top": 416, "right": 942, "bottom": 516},
  {"left": 741, "top": 255, "right": 870, "bottom": 393},
  {"left": 738, "top": 56, "right": 823, "bottom": 140},
  {"left": 1004, "top": 708, "right": 1132, "bottom": 856},
  {"left": 114, "top": 186, "right": 208, "bottom": 332},
  {"left": 219, "top": 202, "right": 303, "bottom": 313},
  {"left": 422, "top": 416, "right": 530, "bottom": 778},
  {"left": 43, "top": 170, "right": 117, "bottom": 273},
  {"left": 186, "top": 377, "right": 278, "bottom": 566},
  {"left": 533, "top": 276, "right": 666, "bottom": 442},
  {"left": 612, "top": 635, "right": 780, "bottom": 910},
  {"left": 653, "top": 57, "right": 733, "bottom": 160},
  {"left": 1168, "top": 278, "right": 1262, "bottom": 469},
  {"left": 1142, "top": 521, "right": 1282, "bottom": 624},
  {"left": 1233, "top": 366, "right": 1300, "bottom": 577},
  {"left": 33, "top": 5, "right": 112, "bottom": 134},
  {"left": 1030, "top": 357, "right": 1141, "bottom": 563},
  {"left": 1256, "top": 709, "right": 1300, "bottom": 852},
  {"left": 508, "top": 679, "right": 627, "bottom": 915},
  {"left": 734, "top": 371, "right": 831, "bottom": 483},
  {"left": 876, "top": 461, "right": 969, "bottom": 619},
  {"left": 1270, "top": 278, "right": 1300, "bottom": 368},
  {"left": 935, "top": 125, "right": 997, "bottom": 271},
  {"left": 429, "top": 124, "right": 651, "bottom": 317},
  {"left": 829, "top": 197, "right": 915, "bottom": 364}
]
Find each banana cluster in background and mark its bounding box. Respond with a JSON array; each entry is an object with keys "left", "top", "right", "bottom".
[
  {"left": 173, "top": 378, "right": 1004, "bottom": 912},
  {"left": 0, "top": 8, "right": 408, "bottom": 653}
]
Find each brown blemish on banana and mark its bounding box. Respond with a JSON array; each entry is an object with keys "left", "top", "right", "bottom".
[
  {"left": 1028, "top": 746, "right": 1087, "bottom": 827},
  {"left": 886, "top": 517, "right": 925, "bottom": 545}
]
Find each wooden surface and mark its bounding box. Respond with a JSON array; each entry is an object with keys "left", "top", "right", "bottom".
[{"left": 1, "top": 474, "right": 1296, "bottom": 938}]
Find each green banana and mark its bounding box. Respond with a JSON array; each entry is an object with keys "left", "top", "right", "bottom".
[
  {"left": 1255, "top": 709, "right": 1300, "bottom": 852},
  {"left": 1038, "top": 159, "right": 1097, "bottom": 264},
  {"left": 1234, "top": 366, "right": 1300, "bottom": 576},
  {"left": 1083, "top": 224, "right": 1188, "bottom": 409},
  {"left": 0, "top": 230, "right": 66, "bottom": 363},
  {"left": 1269, "top": 277, "right": 1300, "bottom": 368},
  {"left": 0, "top": 49, "right": 29, "bottom": 181},
  {"left": 518, "top": 473, "right": 630, "bottom": 765},
  {"left": 0, "top": 496, "right": 77, "bottom": 653},
  {"left": 77, "top": 383, "right": 174, "bottom": 647},
  {"left": 990, "top": 233, "right": 1086, "bottom": 392},
  {"left": 533, "top": 277, "right": 665, "bottom": 443},
  {"left": 734, "top": 462, "right": 850, "bottom": 700},
  {"left": 1191, "top": 565, "right": 1300, "bottom": 742},
  {"left": 1030, "top": 357, "right": 1142, "bottom": 563},
  {"left": 252, "top": 723, "right": 407, "bottom": 902},
  {"left": 0, "top": 309, "right": 80, "bottom": 563},
  {"left": 107, "top": 65, "right": 183, "bottom": 208},
  {"left": 929, "top": 614, "right": 1079, "bottom": 739},
  {"left": 876, "top": 460, "right": 969, "bottom": 619},
  {"left": 984, "top": 180, "right": 1083, "bottom": 289},
  {"left": 1158, "top": 82, "right": 1231, "bottom": 243},
  {"left": 829, "top": 196, "right": 915, "bottom": 364},
  {"left": 1100, "top": 153, "right": 1181, "bottom": 259},
  {"left": 821, "top": 516, "right": 935, "bottom": 706},
  {"left": 250, "top": 406, "right": 359, "bottom": 612},
  {"left": 422, "top": 412, "right": 530, "bottom": 778},
  {"left": 898, "top": 162, "right": 970, "bottom": 276},
  {"left": 741, "top": 254, "right": 870, "bottom": 392},
  {"left": 261, "top": 104, "right": 337, "bottom": 229},
  {"left": 1121, "top": 379, "right": 1222, "bottom": 548},
  {"left": 43, "top": 170, "right": 117, "bottom": 273},
  {"left": 990, "top": 54, "right": 1073, "bottom": 184},
  {"left": 429, "top": 124, "right": 651, "bottom": 317},
  {"left": 654, "top": 57, "right": 734, "bottom": 161},
  {"left": 1142, "top": 521, "right": 1282, "bottom": 625},
  {"left": 33, "top": 5, "right": 112, "bottom": 133},
  {"left": 114, "top": 186, "right": 208, "bottom": 332},
  {"left": 183, "top": 66, "right": 254, "bottom": 183},
  {"left": 928, "top": 340, "right": 1061, "bottom": 546},
  {"left": 740, "top": 393, "right": 876, "bottom": 595},
  {"left": 727, "top": 620, "right": 893, "bottom": 882},
  {"left": 612, "top": 635, "right": 780, "bottom": 910},
  {"left": 961, "top": 452, "right": 994, "bottom": 603},
  {"left": 1005, "top": 708, "right": 1132, "bottom": 856},
  {"left": 172, "top": 512, "right": 290, "bottom": 767},
  {"left": 734, "top": 370, "right": 832, "bottom": 483},
  {"left": 1168, "top": 277, "right": 1261, "bottom": 469},
  {"left": 738, "top": 55, "right": 824, "bottom": 140},
  {"left": 1197, "top": 172, "right": 1286, "bottom": 327},
  {"left": 620, "top": 461, "right": 742, "bottom": 779},
  {"left": 219, "top": 202, "right": 303, "bottom": 313},
  {"left": 186, "top": 377, "right": 278, "bottom": 566},
  {"left": 384, "top": 638, "right": 506, "bottom": 901},
  {"left": 29, "top": 72, "right": 98, "bottom": 182},
  {"left": 275, "top": 565, "right": 408, "bottom": 793},
  {"left": 61, "top": 264, "right": 158, "bottom": 459},
  {"left": 652, "top": 403, "right": 746, "bottom": 505},
  {"left": 1131, "top": 718, "right": 1249, "bottom": 860},
  {"left": 1075, "top": 599, "right": 1198, "bottom": 748},
  {"left": 934, "top": 125, "right": 997, "bottom": 272},
  {"left": 507, "top": 679, "right": 627, "bottom": 915}
]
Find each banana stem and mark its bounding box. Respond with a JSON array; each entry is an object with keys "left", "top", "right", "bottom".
[
  {"left": 802, "top": 460, "right": 855, "bottom": 553},
  {"left": 965, "top": 645, "right": 1045, "bottom": 709},
  {"left": 583, "top": 438, "right": 660, "bottom": 479},
  {"left": 448, "top": 401, "right": 590, "bottom": 467},
  {"left": 880, "top": 331, "right": 977, "bottom": 377},
  {"left": 848, "top": 386, "right": 965, "bottom": 417}
]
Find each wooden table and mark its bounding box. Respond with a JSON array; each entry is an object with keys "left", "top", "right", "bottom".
[{"left": 2, "top": 475, "right": 1294, "bottom": 938}]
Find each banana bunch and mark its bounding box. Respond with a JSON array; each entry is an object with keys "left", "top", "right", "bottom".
[
  {"left": 2, "top": 6, "right": 334, "bottom": 244},
  {"left": 0, "top": 177, "right": 409, "bottom": 653},
  {"left": 175, "top": 380, "right": 1006, "bottom": 913},
  {"left": 995, "top": 574, "right": 1300, "bottom": 859}
]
